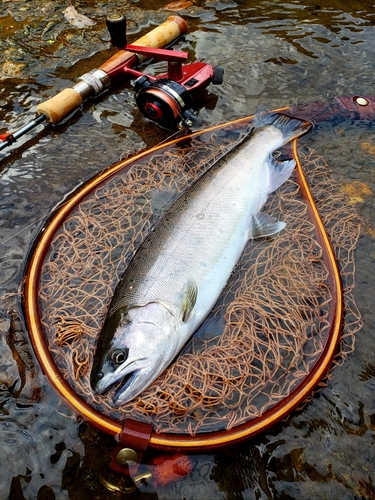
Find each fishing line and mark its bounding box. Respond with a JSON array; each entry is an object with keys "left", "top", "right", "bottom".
[
  {"left": 0, "top": 127, "right": 185, "bottom": 250},
  {"left": 0, "top": 215, "right": 52, "bottom": 248},
  {"left": 153, "top": 125, "right": 188, "bottom": 146}
]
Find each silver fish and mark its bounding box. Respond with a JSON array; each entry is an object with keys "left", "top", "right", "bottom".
[{"left": 90, "top": 111, "right": 311, "bottom": 407}]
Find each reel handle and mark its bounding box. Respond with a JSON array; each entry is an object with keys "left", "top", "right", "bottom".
[
  {"left": 124, "top": 45, "right": 188, "bottom": 63},
  {"left": 36, "top": 16, "right": 188, "bottom": 124}
]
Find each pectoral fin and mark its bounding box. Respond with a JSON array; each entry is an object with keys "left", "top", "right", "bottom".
[
  {"left": 249, "top": 213, "right": 286, "bottom": 239},
  {"left": 181, "top": 278, "right": 198, "bottom": 322},
  {"left": 267, "top": 155, "right": 296, "bottom": 193}
]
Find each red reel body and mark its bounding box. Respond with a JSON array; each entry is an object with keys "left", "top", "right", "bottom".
[
  {"left": 106, "top": 16, "right": 224, "bottom": 130},
  {"left": 133, "top": 58, "right": 224, "bottom": 130}
]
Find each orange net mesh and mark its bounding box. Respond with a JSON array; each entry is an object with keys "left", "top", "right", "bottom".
[{"left": 37, "top": 124, "right": 362, "bottom": 435}]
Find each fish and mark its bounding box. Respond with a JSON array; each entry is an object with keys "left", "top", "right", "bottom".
[{"left": 90, "top": 111, "right": 312, "bottom": 407}]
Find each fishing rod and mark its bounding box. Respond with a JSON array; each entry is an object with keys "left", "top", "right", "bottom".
[
  {"left": 0, "top": 14, "right": 184, "bottom": 153},
  {"left": 0, "top": 14, "right": 222, "bottom": 154}
]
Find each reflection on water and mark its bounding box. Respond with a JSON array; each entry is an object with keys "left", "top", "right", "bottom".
[{"left": 0, "top": 0, "right": 375, "bottom": 498}]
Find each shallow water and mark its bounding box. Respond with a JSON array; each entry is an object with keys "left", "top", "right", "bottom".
[{"left": 0, "top": 0, "right": 375, "bottom": 498}]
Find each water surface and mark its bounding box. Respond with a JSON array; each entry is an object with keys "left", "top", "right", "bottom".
[{"left": 0, "top": 0, "right": 374, "bottom": 498}]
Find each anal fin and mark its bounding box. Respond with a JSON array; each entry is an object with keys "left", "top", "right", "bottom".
[{"left": 249, "top": 212, "right": 286, "bottom": 239}]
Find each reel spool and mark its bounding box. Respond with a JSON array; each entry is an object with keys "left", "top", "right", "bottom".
[{"left": 134, "top": 77, "right": 197, "bottom": 129}]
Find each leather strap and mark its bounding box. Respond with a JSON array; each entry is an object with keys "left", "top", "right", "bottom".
[{"left": 109, "top": 418, "right": 153, "bottom": 476}]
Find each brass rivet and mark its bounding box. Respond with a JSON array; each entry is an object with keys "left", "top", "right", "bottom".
[
  {"left": 356, "top": 97, "right": 369, "bottom": 106},
  {"left": 115, "top": 448, "right": 139, "bottom": 468}
]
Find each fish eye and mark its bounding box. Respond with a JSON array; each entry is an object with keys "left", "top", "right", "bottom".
[{"left": 109, "top": 348, "right": 128, "bottom": 366}]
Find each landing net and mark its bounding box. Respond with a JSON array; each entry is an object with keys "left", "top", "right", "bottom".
[{"left": 36, "top": 121, "right": 362, "bottom": 436}]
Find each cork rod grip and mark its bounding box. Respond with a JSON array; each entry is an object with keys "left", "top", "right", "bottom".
[
  {"left": 37, "top": 88, "right": 83, "bottom": 124},
  {"left": 36, "top": 16, "right": 188, "bottom": 124}
]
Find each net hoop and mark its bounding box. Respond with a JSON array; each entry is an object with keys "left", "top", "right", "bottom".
[{"left": 23, "top": 104, "right": 355, "bottom": 451}]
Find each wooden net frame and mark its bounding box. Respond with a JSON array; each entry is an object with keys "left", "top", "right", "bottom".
[{"left": 24, "top": 116, "right": 362, "bottom": 449}]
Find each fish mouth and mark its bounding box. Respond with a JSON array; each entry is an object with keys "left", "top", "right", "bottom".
[
  {"left": 112, "top": 369, "right": 141, "bottom": 407},
  {"left": 93, "top": 357, "right": 146, "bottom": 391},
  {"left": 94, "top": 367, "right": 142, "bottom": 405},
  {"left": 93, "top": 357, "right": 150, "bottom": 407}
]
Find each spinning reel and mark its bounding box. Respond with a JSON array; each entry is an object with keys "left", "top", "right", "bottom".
[{"left": 106, "top": 13, "right": 224, "bottom": 130}]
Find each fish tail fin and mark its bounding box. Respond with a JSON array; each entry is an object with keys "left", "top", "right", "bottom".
[{"left": 253, "top": 110, "right": 312, "bottom": 143}]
